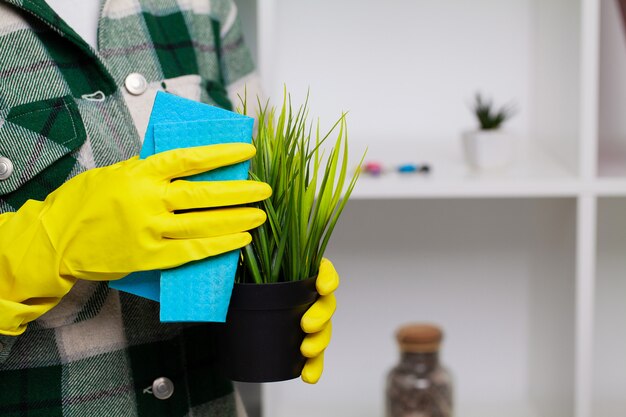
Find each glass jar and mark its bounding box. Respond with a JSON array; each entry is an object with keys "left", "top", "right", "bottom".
[{"left": 386, "top": 324, "right": 453, "bottom": 417}]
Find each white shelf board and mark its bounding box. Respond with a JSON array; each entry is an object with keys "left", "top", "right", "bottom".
[
  {"left": 350, "top": 141, "right": 579, "bottom": 199},
  {"left": 264, "top": 401, "right": 548, "bottom": 417},
  {"left": 460, "top": 403, "right": 557, "bottom": 417},
  {"left": 593, "top": 178, "right": 626, "bottom": 196}
]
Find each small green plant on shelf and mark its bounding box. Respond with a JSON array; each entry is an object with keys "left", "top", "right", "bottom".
[
  {"left": 237, "top": 92, "right": 365, "bottom": 284},
  {"left": 471, "top": 92, "right": 517, "bottom": 130}
]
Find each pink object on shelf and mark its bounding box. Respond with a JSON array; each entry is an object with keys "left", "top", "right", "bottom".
[{"left": 364, "top": 161, "right": 383, "bottom": 176}]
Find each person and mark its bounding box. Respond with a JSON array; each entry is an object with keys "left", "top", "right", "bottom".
[{"left": 0, "top": 0, "right": 338, "bottom": 416}]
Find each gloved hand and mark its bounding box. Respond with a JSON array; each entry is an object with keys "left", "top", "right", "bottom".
[
  {"left": 300, "top": 258, "right": 339, "bottom": 384},
  {"left": 0, "top": 144, "right": 271, "bottom": 336}
]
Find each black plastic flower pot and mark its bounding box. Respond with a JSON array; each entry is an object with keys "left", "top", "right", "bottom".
[{"left": 215, "top": 276, "right": 319, "bottom": 383}]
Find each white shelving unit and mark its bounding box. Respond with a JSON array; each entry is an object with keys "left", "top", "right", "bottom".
[{"left": 233, "top": 1, "right": 626, "bottom": 416}]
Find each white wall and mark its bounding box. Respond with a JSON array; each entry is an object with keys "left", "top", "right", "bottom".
[
  {"left": 528, "top": 0, "right": 580, "bottom": 174},
  {"left": 262, "top": 0, "right": 532, "bottom": 145},
  {"left": 264, "top": 199, "right": 576, "bottom": 417}
]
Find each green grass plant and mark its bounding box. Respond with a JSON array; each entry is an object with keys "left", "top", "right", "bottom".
[{"left": 237, "top": 91, "right": 364, "bottom": 284}]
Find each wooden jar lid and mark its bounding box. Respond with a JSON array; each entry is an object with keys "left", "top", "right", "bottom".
[{"left": 396, "top": 323, "right": 443, "bottom": 353}]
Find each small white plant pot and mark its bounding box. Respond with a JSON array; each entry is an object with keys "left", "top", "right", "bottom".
[{"left": 462, "top": 129, "right": 514, "bottom": 170}]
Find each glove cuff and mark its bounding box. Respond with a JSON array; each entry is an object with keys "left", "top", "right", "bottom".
[{"left": 0, "top": 200, "right": 76, "bottom": 334}]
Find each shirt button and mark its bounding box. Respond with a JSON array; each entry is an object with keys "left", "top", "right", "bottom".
[
  {"left": 152, "top": 377, "right": 174, "bottom": 400},
  {"left": 125, "top": 73, "right": 148, "bottom": 95},
  {"left": 0, "top": 157, "right": 14, "bottom": 180}
]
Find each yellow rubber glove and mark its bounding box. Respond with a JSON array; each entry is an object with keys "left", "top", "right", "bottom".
[
  {"left": 300, "top": 258, "right": 339, "bottom": 384},
  {"left": 0, "top": 144, "right": 271, "bottom": 336}
]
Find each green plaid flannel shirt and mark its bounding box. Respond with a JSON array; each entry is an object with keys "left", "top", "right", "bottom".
[{"left": 0, "top": 0, "right": 257, "bottom": 415}]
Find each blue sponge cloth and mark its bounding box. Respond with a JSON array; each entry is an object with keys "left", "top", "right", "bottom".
[{"left": 110, "top": 92, "right": 254, "bottom": 322}]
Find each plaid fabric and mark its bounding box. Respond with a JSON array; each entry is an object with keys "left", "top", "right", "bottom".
[{"left": 0, "top": 0, "right": 256, "bottom": 415}]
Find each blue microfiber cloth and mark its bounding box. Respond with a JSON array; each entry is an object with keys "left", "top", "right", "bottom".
[{"left": 110, "top": 91, "right": 254, "bottom": 322}]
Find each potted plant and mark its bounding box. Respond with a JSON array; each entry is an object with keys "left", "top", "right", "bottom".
[
  {"left": 214, "top": 93, "right": 364, "bottom": 382},
  {"left": 462, "top": 93, "right": 517, "bottom": 170}
]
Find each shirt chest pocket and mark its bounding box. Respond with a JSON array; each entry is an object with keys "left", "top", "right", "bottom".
[{"left": 0, "top": 96, "right": 87, "bottom": 205}]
